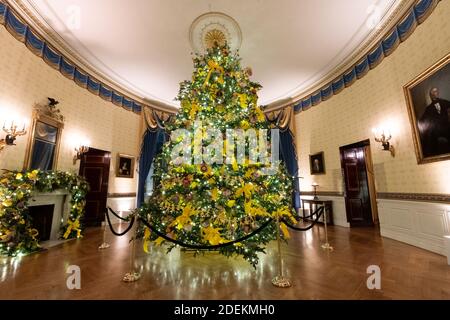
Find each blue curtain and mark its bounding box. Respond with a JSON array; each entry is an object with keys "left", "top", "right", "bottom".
[
  {"left": 279, "top": 129, "right": 301, "bottom": 209},
  {"left": 30, "top": 140, "right": 55, "bottom": 171},
  {"left": 137, "top": 129, "right": 166, "bottom": 206}
]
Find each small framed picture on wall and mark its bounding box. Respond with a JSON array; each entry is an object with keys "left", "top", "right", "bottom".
[
  {"left": 309, "top": 152, "right": 325, "bottom": 175},
  {"left": 116, "top": 154, "right": 135, "bottom": 178}
]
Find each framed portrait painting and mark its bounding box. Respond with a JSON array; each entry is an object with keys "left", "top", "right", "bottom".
[
  {"left": 404, "top": 53, "right": 450, "bottom": 164},
  {"left": 116, "top": 154, "right": 135, "bottom": 178},
  {"left": 309, "top": 152, "right": 325, "bottom": 175}
]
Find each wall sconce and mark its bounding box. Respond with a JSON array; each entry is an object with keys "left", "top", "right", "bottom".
[
  {"left": 0, "top": 120, "right": 27, "bottom": 152},
  {"left": 73, "top": 139, "right": 90, "bottom": 164},
  {"left": 312, "top": 182, "right": 319, "bottom": 200},
  {"left": 372, "top": 127, "right": 395, "bottom": 157},
  {"left": 73, "top": 145, "right": 89, "bottom": 164}
]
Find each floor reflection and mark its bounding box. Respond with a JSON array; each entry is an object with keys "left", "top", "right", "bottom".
[
  {"left": 1, "top": 225, "right": 449, "bottom": 299},
  {"left": 0, "top": 256, "right": 22, "bottom": 282},
  {"left": 136, "top": 242, "right": 278, "bottom": 298}
]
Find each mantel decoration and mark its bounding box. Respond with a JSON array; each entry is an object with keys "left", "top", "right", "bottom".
[{"left": 0, "top": 169, "right": 89, "bottom": 256}]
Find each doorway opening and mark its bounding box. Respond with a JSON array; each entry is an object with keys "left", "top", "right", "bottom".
[
  {"left": 339, "top": 139, "right": 378, "bottom": 227},
  {"left": 79, "top": 147, "right": 111, "bottom": 226}
]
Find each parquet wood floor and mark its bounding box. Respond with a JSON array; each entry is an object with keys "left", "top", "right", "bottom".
[{"left": 1, "top": 223, "right": 449, "bottom": 299}]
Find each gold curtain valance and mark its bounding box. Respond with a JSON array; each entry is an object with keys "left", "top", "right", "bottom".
[
  {"left": 142, "top": 106, "right": 172, "bottom": 131},
  {"left": 264, "top": 106, "right": 294, "bottom": 131}
]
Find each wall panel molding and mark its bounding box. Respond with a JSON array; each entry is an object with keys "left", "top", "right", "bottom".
[
  {"left": 378, "top": 199, "right": 450, "bottom": 255},
  {"left": 301, "top": 191, "right": 450, "bottom": 204},
  {"left": 301, "top": 191, "right": 344, "bottom": 197},
  {"left": 377, "top": 192, "right": 450, "bottom": 203},
  {"left": 107, "top": 192, "right": 136, "bottom": 199}
]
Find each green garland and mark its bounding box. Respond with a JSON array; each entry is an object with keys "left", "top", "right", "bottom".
[{"left": 0, "top": 169, "right": 89, "bottom": 256}]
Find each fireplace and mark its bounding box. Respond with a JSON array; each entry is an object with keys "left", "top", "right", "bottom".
[
  {"left": 28, "top": 190, "right": 70, "bottom": 243},
  {"left": 29, "top": 205, "right": 54, "bottom": 241}
]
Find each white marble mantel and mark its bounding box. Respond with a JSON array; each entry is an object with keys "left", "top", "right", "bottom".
[{"left": 28, "top": 189, "right": 71, "bottom": 241}]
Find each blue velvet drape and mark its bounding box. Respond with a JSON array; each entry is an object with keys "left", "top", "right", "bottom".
[
  {"left": 30, "top": 140, "right": 55, "bottom": 171},
  {"left": 137, "top": 129, "right": 166, "bottom": 206},
  {"left": 279, "top": 129, "right": 301, "bottom": 209}
]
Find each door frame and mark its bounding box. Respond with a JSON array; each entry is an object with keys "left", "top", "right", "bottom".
[
  {"left": 339, "top": 139, "right": 376, "bottom": 227},
  {"left": 339, "top": 139, "right": 371, "bottom": 152}
]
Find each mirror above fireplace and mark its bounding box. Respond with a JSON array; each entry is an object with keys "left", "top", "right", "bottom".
[{"left": 24, "top": 98, "right": 64, "bottom": 171}]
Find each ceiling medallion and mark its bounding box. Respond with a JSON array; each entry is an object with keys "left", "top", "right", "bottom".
[
  {"left": 204, "top": 29, "right": 227, "bottom": 49},
  {"left": 189, "top": 12, "right": 242, "bottom": 53}
]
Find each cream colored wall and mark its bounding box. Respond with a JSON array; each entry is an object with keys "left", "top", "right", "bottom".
[
  {"left": 0, "top": 26, "right": 141, "bottom": 197},
  {"left": 295, "top": 1, "right": 450, "bottom": 195}
]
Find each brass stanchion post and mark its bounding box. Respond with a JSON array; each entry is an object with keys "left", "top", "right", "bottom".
[
  {"left": 98, "top": 212, "right": 110, "bottom": 250},
  {"left": 123, "top": 216, "right": 141, "bottom": 282},
  {"left": 321, "top": 207, "right": 333, "bottom": 251},
  {"left": 272, "top": 214, "right": 291, "bottom": 288}
]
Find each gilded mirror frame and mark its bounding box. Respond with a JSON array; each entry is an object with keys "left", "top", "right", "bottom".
[{"left": 24, "top": 105, "right": 64, "bottom": 171}]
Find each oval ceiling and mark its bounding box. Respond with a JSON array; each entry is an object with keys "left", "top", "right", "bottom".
[{"left": 20, "top": 0, "right": 399, "bottom": 109}]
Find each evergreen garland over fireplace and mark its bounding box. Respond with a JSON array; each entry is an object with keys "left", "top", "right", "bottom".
[{"left": 0, "top": 170, "right": 89, "bottom": 256}]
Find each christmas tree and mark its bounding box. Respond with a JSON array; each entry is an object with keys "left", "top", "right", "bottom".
[{"left": 139, "top": 44, "right": 296, "bottom": 266}]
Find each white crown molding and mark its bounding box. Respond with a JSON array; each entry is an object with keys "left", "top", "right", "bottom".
[
  {"left": 265, "top": 0, "right": 417, "bottom": 111},
  {"left": 7, "top": 0, "right": 178, "bottom": 114},
  {"left": 6, "top": 0, "right": 418, "bottom": 114}
]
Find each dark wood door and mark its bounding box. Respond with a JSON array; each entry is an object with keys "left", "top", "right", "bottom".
[
  {"left": 340, "top": 140, "right": 373, "bottom": 227},
  {"left": 79, "top": 148, "right": 111, "bottom": 226}
]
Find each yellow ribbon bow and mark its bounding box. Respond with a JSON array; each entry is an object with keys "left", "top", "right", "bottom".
[
  {"left": 238, "top": 94, "right": 248, "bottom": 109},
  {"left": 235, "top": 182, "right": 255, "bottom": 199},
  {"left": 29, "top": 228, "right": 39, "bottom": 239},
  {"left": 170, "top": 204, "right": 196, "bottom": 230},
  {"left": 255, "top": 107, "right": 266, "bottom": 122},
  {"left": 0, "top": 230, "right": 12, "bottom": 242},
  {"left": 273, "top": 206, "right": 297, "bottom": 224},
  {"left": 143, "top": 227, "right": 151, "bottom": 253},
  {"left": 211, "top": 188, "right": 219, "bottom": 201},
  {"left": 189, "top": 102, "right": 200, "bottom": 119},
  {"left": 244, "top": 201, "right": 268, "bottom": 217},
  {"left": 63, "top": 218, "right": 81, "bottom": 239},
  {"left": 202, "top": 226, "right": 227, "bottom": 245},
  {"left": 203, "top": 60, "right": 224, "bottom": 88},
  {"left": 280, "top": 222, "right": 290, "bottom": 239}
]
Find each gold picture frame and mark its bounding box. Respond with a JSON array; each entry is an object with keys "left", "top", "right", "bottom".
[
  {"left": 116, "top": 154, "right": 135, "bottom": 178},
  {"left": 403, "top": 53, "right": 450, "bottom": 164}
]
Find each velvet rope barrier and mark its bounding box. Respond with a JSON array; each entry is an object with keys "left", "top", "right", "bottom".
[
  {"left": 108, "top": 207, "right": 132, "bottom": 221},
  {"left": 104, "top": 207, "right": 136, "bottom": 236},
  {"left": 294, "top": 208, "right": 323, "bottom": 220},
  {"left": 105, "top": 205, "right": 326, "bottom": 245},
  {"left": 281, "top": 206, "right": 325, "bottom": 231},
  {"left": 139, "top": 217, "right": 274, "bottom": 250}
]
